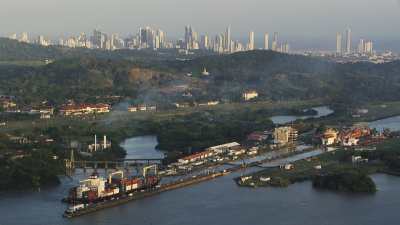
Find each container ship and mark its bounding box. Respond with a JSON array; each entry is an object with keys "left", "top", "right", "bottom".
[
  {"left": 63, "top": 166, "right": 230, "bottom": 218},
  {"left": 64, "top": 165, "right": 159, "bottom": 216}
]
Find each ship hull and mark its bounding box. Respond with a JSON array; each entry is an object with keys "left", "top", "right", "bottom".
[{"left": 64, "top": 172, "right": 225, "bottom": 218}]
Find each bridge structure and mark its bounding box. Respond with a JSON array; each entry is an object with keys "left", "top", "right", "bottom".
[{"left": 64, "top": 149, "right": 163, "bottom": 174}]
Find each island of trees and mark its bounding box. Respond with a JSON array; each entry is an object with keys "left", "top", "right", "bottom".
[{"left": 312, "top": 172, "right": 376, "bottom": 193}]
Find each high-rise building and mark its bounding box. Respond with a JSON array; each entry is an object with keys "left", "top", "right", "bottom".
[
  {"left": 8, "top": 33, "right": 17, "bottom": 40},
  {"left": 184, "top": 25, "right": 199, "bottom": 50},
  {"left": 264, "top": 33, "right": 269, "bottom": 50},
  {"left": 336, "top": 33, "right": 342, "bottom": 54},
  {"left": 136, "top": 27, "right": 167, "bottom": 50},
  {"left": 19, "top": 32, "right": 29, "bottom": 43},
  {"left": 272, "top": 32, "right": 278, "bottom": 51},
  {"left": 273, "top": 126, "right": 298, "bottom": 145},
  {"left": 110, "top": 34, "right": 124, "bottom": 50},
  {"left": 214, "top": 34, "right": 224, "bottom": 53},
  {"left": 139, "top": 27, "right": 153, "bottom": 49},
  {"left": 200, "top": 35, "right": 209, "bottom": 50},
  {"left": 157, "top": 29, "right": 166, "bottom": 48},
  {"left": 225, "top": 26, "right": 231, "bottom": 52},
  {"left": 358, "top": 39, "right": 365, "bottom": 54},
  {"left": 248, "top": 31, "right": 255, "bottom": 51},
  {"left": 65, "top": 38, "right": 77, "bottom": 48},
  {"left": 346, "top": 28, "right": 352, "bottom": 54},
  {"left": 37, "top": 35, "right": 50, "bottom": 46},
  {"left": 274, "top": 32, "right": 278, "bottom": 42},
  {"left": 92, "top": 29, "right": 106, "bottom": 49},
  {"left": 364, "top": 40, "right": 373, "bottom": 55},
  {"left": 282, "top": 42, "right": 290, "bottom": 53}
]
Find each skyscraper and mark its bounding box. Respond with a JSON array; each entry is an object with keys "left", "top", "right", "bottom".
[
  {"left": 274, "top": 32, "right": 278, "bottom": 43},
  {"left": 358, "top": 39, "right": 364, "bottom": 54},
  {"left": 364, "top": 40, "right": 373, "bottom": 55},
  {"left": 156, "top": 29, "right": 166, "bottom": 48},
  {"left": 37, "top": 35, "right": 49, "bottom": 46},
  {"left": 283, "top": 42, "right": 290, "bottom": 53},
  {"left": 92, "top": 29, "right": 105, "bottom": 49},
  {"left": 184, "top": 26, "right": 192, "bottom": 49},
  {"left": 272, "top": 32, "right": 278, "bottom": 51},
  {"left": 184, "top": 25, "right": 199, "bottom": 50},
  {"left": 8, "top": 33, "right": 17, "bottom": 40},
  {"left": 136, "top": 27, "right": 167, "bottom": 49},
  {"left": 264, "top": 33, "right": 269, "bottom": 50},
  {"left": 248, "top": 31, "right": 255, "bottom": 51},
  {"left": 346, "top": 28, "right": 352, "bottom": 54},
  {"left": 336, "top": 33, "right": 342, "bottom": 54},
  {"left": 200, "top": 35, "right": 209, "bottom": 50},
  {"left": 214, "top": 34, "right": 224, "bottom": 53},
  {"left": 19, "top": 32, "right": 29, "bottom": 43},
  {"left": 225, "top": 26, "right": 231, "bottom": 52}
]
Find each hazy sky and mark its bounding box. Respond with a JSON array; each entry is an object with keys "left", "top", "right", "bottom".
[{"left": 1, "top": 0, "right": 400, "bottom": 39}]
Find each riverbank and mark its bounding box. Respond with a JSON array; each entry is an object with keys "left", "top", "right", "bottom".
[
  {"left": 237, "top": 139, "right": 400, "bottom": 193},
  {"left": 310, "top": 101, "right": 400, "bottom": 126}
]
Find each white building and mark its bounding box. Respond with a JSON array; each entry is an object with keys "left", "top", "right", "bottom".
[
  {"left": 336, "top": 33, "right": 342, "bottom": 54},
  {"left": 321, "top": 128, "right": 339, "bottom": 146},
  {"left": 208, "top": 142, "right": 241, "bottom": 155},
  {"left": 264, "top": 33, "right": 269, "bottom": 50},
  {"left": 272, "top": 32, "right": 278, "bottom": 51},
  {"left": 248, "top": 31, "right": 255, "bottom": 51},
  {"left": 19, "top": 32, "right": 29, "bottom": 43},
  {"left": 242, "top": 90, "right": 258, "bottom": 101},
  {"left": 346, "top": 28, "right": 352, "bottom": 54},
  {"left": 9, "top": 33, "right": 17, "bottom": 40}
]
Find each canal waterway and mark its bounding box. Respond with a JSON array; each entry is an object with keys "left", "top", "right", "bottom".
[
  {"left": 271, "top": 106, "right": 334, "bottom": 125},
  {"left": 369, "top": 115, "right": 400, "bottom": 132},
  {"left": 1, "top": 171, "right": 399, "bottom": 225},
  {"left": 3, "top": 112, "right": 400, "bottom": 225}
]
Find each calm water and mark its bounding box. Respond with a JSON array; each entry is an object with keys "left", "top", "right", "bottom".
[
  {"left": 120, "top": 135, "right": 165, "bottom": 160},
  {"left": 1, "top": 173, "right": 399, "bottom": 225},
  {"left": 271, "top": 106, "right": 334, "bottom": 125},
  {"left": 369, "top": 115, "right": 400, "bottom": 132}
]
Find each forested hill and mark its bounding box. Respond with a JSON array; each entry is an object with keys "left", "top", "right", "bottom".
[
  {"left": 168, "top": 51, "right": 400, "bottom": 103},
  {"left": 0, "top": 38, "right": 207, "bottom": 61},
  {"left": 0, "top": 46, "right": 400, "bottom": 106},
  {"left": 0, "top": 38, "right": 63, "bottom": 60}
]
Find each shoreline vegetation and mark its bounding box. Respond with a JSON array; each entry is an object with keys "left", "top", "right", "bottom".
[
  {"left": 312, "top": 172, "right": 376, "bottom": 193},
  {"left": 3, "top": 99, "right": 400, "bottom": 191},
  {"left": 236, "top": 139, "right": 400, "bottom": 194}
]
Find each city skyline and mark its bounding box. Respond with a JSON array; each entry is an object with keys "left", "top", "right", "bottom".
[
  {"left": 6, "top": 26, "right": 292, "bottom": 54},
  {"left": 6, "top": 25, "right": 387, "bottom": 59},
  {"left": 1, "top": 0, "right": 400, "bottom": 39}
]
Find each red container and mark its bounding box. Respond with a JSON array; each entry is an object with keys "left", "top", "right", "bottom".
[{"left": 87, "top": 190, "right": 98, "bottom": 202}]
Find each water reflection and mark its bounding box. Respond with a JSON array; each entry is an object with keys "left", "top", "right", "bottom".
[
  {"left": 120, "top": 135, "right": 165, "bottom": 160},
  {"left": 369, "top": 116, "right": 400, "bottom": 132}
]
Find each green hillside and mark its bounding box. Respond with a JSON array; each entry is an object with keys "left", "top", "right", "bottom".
[{"left": 0, "top": 44, "right": 400, "bottom": 106}]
